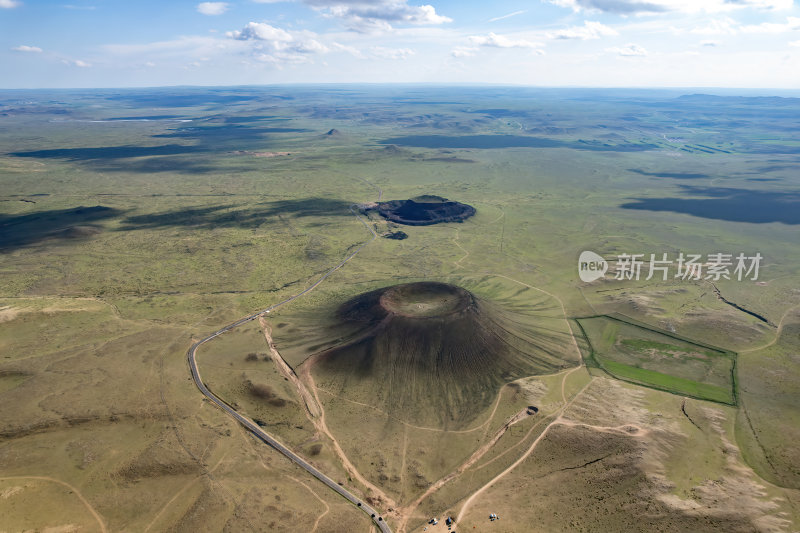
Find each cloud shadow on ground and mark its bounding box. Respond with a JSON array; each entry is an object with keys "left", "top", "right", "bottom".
[
  {"left": 620, "top": 185, "right": 800, "bottom": 224},
  {"left": 118, "top": 198, "right": 356, "bottom": 231},
  {"left": 0, "top": 205, "right": 123, "bottom": 249}
]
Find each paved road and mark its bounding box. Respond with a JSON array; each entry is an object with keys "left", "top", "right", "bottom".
[{"left": 186, "top": 206, "right": 391, "bottom": 532}]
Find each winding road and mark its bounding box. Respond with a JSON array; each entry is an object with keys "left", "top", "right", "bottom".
[{"left": 186, "top": 204, "right": 391, "bottom": 532}]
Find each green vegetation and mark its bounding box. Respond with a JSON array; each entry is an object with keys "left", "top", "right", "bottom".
[
  {"left": 736, "top": 317, "right": 800, "bottom": 490},
  {"left": 576, "top": 314, "right": 737, "bottom": 404},
  {"left": 601, "top": 360, "right": 733, "bottom": 404}
]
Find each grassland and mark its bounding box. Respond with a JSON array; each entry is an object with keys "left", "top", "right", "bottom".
[
  {"left": 736, "top": 312, "right": 800, "bottom": 490},
  {"left": 576, "top": 314, "right": 737, "bottom": 404},
  {"left": 456, "top": 377, "right": 797, "bottom": 532},
  {"left": 1, "top": 86, "right": 799, "bottom": 531},
  {"left": 0, "top": 296, "right": 372, "bottom": 532}
]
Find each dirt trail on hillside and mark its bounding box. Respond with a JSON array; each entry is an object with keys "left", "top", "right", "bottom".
[
  {"left": 261, "top": 319, "right": 397, "bottom": 514},
  {"left": 454, "top": 375, "right": 595, "bottom": 525},
  {"left": 396, "top": 407, "right": 533, "bottom": 530},
  {"left": 300, "top": 364, "right": 398, "bottom": 512},
  {"left": 260, "top": 317, "right": 321, "bottom": 418},
  {"left": 0, "top": 476, "right": 107, "bottom": 533}
]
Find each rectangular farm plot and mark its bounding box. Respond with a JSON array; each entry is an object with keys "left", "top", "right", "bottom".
[{"left": 576, "top": 315, "right": 736, "bottom": 405}]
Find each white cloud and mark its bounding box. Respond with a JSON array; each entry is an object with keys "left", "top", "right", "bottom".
[
  {"left": 62, "top": 59, "right": 91, "bottom": 67},
  {"left": 105, "top": 35, "right": 225, "bottom": 56},
  {"left": 11, "top": 45, "right": 43, "bottom": 53},
  {"left": 690, "top": 17, "right": 737, "bottom": 35},
  {"left": 227, "top": 22, "right": 294, "bottom": 41},
  {"left": 227, "top": 22, "right": 328, "bottom": 63},
  {"left": 104, "top": 27, "right": 423, "bottom": 71},
  {"left": 548, "top": 21, "right": 618, "bottom": 40},
  {"left": 548, "top": 0, "right": 791, "bottom": 15},
  {"left": 789, "top": 40, "right": 800, "bottom": 46},
  {"left": 370, "top": 46, "right": 414, "bottom": 59},
  {"left": 197, "top": 2, "right": 229, "bottom": 15},
  {"left": 691, "top": 16, "right": 800, "bottom": 35},
  {"left": 451, "top": 45, "right": 478, "bottom": 57},
  {"left": 469, "top": 32, "right": 543, "bottom": 49},
  {"left": 489, "top": 10, "right": 526, "bottom": 22},
  {"left": 307, "top": 1, "right": 451, "bottom": 32},
  {"left": 0, "top": 0, "right": 21, "bottom": 8},
  {"left": 740, "top": 16, "right": 800, "bottom": 33},
  {"left": 330, "top": 41, "right": 365, "bottom": 57},
  {"left": 606, "top": 43, "right": 647, "bottom": 56}
]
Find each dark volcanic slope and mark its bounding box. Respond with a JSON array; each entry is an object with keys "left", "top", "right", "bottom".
[
  {"left": 377, "top": 195, "right": 475, "bottom": 226},
  {"left": 309, "top": 282, "right": 572, "bottom": 428}
]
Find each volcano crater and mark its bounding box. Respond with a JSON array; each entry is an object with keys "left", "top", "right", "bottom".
[{"left": 307, "top": 281, "right": 574, "bottom": 428}]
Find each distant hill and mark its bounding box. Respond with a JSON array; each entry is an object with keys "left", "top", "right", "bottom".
[
  {"left": 377, "top": 196, "right": 475, "bottom": 226},
  {"left": 677, "top": 94, "right": 800, "bottom": 105}
]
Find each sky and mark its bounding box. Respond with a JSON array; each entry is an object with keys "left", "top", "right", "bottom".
[{"left": 1, "top": 0, "right": 799, "bottom": 88}]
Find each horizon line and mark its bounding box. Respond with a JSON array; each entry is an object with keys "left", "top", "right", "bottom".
[{"left": 1, "top": 83, "right": 799, "bottom": 95}]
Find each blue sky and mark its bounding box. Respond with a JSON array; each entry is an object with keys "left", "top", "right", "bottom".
[{"left": 1, "top": 0, "right": 799, "bottom": 88}]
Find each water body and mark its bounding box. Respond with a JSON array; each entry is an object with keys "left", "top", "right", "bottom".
[
  {"left": 380, "top": 134, "right": 656, "bottom": 152},
  {"left": 629, "top": 169, "right": 710, "bottom": 180}
]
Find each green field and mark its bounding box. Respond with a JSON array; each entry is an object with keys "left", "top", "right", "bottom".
[
  {"left": 576, "top": 314, "right": 737, "bottom": 404},
  {"left": 600, "top": 360, "right": 733, "bottom": 404}
]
